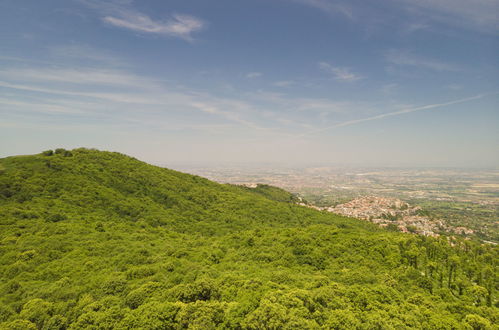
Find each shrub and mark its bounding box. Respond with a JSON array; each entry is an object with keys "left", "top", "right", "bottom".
[
  {"left": 46, "top": 214, "right": 66, "bottom": 223},
  {"left": 53, "top": 148, "right": 73, "bottom": 157},
  {"left": 0, "top": 305, "right": 14, "bottom": 322},
  {"left": 118, "top": 302, "right": 180, "bottom": 329},
  {"left": 1, "top": 320, "right": 37, "bottom": 330},
  {"left": 19, "top": 299, "right": 53, "bottom": 328},
  {"left": 18, "top": 250, "right": 36, "bottom": 261},
  {"left": 102, "top": 278, "right": 127, "bottom": 295},
  {"left": 176, "top": 279, "right": 220, "bottom": 303},
  {"left": 125, "top": 289, "right": 148, "bottom": 309},
  {"left": 464, "top": 314, "right": 492, "bottom": 330},
  {"left": 126, "top": 266, "right": 156, "bottom": 280},
  {"left": 324, "top": 309, "right": 362, "bottom": 329},
  {"left": 125, "top": 282, "right": 161, "bottom": 309},
  {"left": 43, "top": 315, "right": 67, "bottom": 330}
]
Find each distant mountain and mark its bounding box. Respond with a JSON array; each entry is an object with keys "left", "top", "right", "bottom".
[{"left": 0, "top": 149, "right": 496, "bottom": 329}]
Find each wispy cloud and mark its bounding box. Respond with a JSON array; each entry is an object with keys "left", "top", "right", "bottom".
[
  {"left": 103, "top": 13, "right": 205, "bottom": 40},
  {"left": 0, "top": 98, "right": 85, "bottom": 115},
  {"left": 291, "top": 0, "right": 499, "bottom": 32},
  {"left": 290, "top": 0, "right": 353, "bottom": 19},
  {"left": 0, "top": 68, "right": 156, "bottom": 89},
  {"left": 190, "top": 102, "right": 264, "bottom": 130},
  {"left": 405, "top": 23, "right": 430, "bottom": 33},
  {"left": 399, "top": 0, "right": 499, "bottom": 32},
  {"left": 381, "top": 83, "right": 398, "bottom": 94},
  {"left": 319, "top": 62, "right": 363, "bottom": 82},
  {"left": 0, "top": 64, "right": 272, "bottom": 132},
  {"left": 1, "top": 61, "right": 360, "bottom": 134},
  {"left": 0, "top": 56, "right": 54, "bottom": 65},
  {"left": 248, "top": 90, "right": 365, "bottom": 115},
  {"left": 385, "top": 50, "right": 461, "bottom": 72},
  {"left": 80, "top": 0, "right": 205, "bottom": 40},
  {"left": 447, "top": 84, "right": 463, "bottom": 90},
  {"left": 246, "top": 72, "right": 263, "bottom": 79},
  {"left": 273, "top": 80, "right": 295, "bottom": 87},
  {"left": 0, "top": 80, "right": 163, "bottom": 105},
  {"left": 48, "top": 44, "right": 128, "bottom": 67}
]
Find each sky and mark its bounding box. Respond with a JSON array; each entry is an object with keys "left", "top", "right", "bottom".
[{"left": 0, "top": 0, "right": 498, "bottom": 167}]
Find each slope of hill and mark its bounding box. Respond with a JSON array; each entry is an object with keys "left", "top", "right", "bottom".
[{"left": 0, "top": 148, "right": 497, "bottom": 329}]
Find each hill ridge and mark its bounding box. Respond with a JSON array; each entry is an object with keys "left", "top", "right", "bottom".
[{"left": 0, "top": 148, "right": 496, "bottom": 329}]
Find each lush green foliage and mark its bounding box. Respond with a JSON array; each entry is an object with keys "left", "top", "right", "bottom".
[
  {"left": 0, "top": 149, "right": 497, "bottom": 329},
  {"left": 240, "top": 184, "right": 301, "bottom": 204}
]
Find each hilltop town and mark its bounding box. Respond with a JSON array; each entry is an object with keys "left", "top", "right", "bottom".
[{"left": 300, "top": 196, "right": 475, "bottom": 238}]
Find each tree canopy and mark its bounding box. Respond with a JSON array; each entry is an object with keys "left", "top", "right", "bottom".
[{"left": 0, "top": 149, "right": 497, "bottom": 329}]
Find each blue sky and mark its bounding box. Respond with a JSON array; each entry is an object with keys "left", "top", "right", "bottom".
[{"left": 1, "top": 0, "right": 498, "bottom": 166}]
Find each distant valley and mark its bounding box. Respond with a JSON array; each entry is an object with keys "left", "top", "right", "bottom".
[{"left": 174, "top": 165, "right": 499, "bottom": 243}]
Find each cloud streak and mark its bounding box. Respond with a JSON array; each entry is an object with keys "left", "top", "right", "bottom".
[
  {"left": 0, "top": 68, "right": 157, "bottom": 89},
  {"left": 0, "top": 65, "right": 272, "bottom": 132},
  {"left": 290, "top": 0, "right": 353, "bottom": 19},
  {"left": 273, "top": 80, "right": 295, "bottom": 87},
  {"left": 398, "top": 0, "right": 499, "bottom": 32},
  {"left": 103, "top": 13, "right": 205, "bottom": 40},
  {"left": 246, "top": 72, "right": 263, "bottom": 79},
  {"left": 302, "top": 93, "right": 494, "bottom": 136},
  {"left": 290, "top": 0, "right": 499, "bottom": 32},
  {"left": 319, "top": 62, "right": 363, "bottom": 82},
  {"left": 80, "top": 0, "right": 205, "bottom": 40},
  {"left": 48, "top": 44, "right": 129, "bottom": 67},
  {"left": 385, "top": 50, "right": 461, "bottom": 72}
]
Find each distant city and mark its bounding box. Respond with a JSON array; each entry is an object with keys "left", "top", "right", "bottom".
[{"left": 171, "top": 165, "right": 499, "bottom": 243}]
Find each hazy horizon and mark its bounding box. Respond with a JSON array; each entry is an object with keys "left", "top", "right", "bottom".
[
  {"left": 162, "top": 160, "right": 499, "bottom": 170},
  {"left": 1, "top": 0, "right": 498, "bottom": 167}
]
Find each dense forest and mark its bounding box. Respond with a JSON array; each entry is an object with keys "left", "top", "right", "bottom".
[{"left": 0, "top": 149, "right": 497, "bottom": 329}]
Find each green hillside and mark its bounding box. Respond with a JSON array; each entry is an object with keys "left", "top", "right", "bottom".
[{"left": 0, "top": 148, "right": 497, "bottom": 329}]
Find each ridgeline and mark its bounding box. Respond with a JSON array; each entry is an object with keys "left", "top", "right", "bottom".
[{"left": 0, "top": 148, "right": 496, "bottom": 329}]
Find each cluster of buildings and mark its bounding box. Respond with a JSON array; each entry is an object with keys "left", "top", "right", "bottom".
[
  {"left": 303, "top": 196, "right": 474, "bottom": 238},
  {"left": 326, "top": 196, "right": 414, "bottom": 220}
]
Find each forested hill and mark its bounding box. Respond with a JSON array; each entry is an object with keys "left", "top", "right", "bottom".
[{"left": 0, "top": 149, "right": 497, "bottom": 329}]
